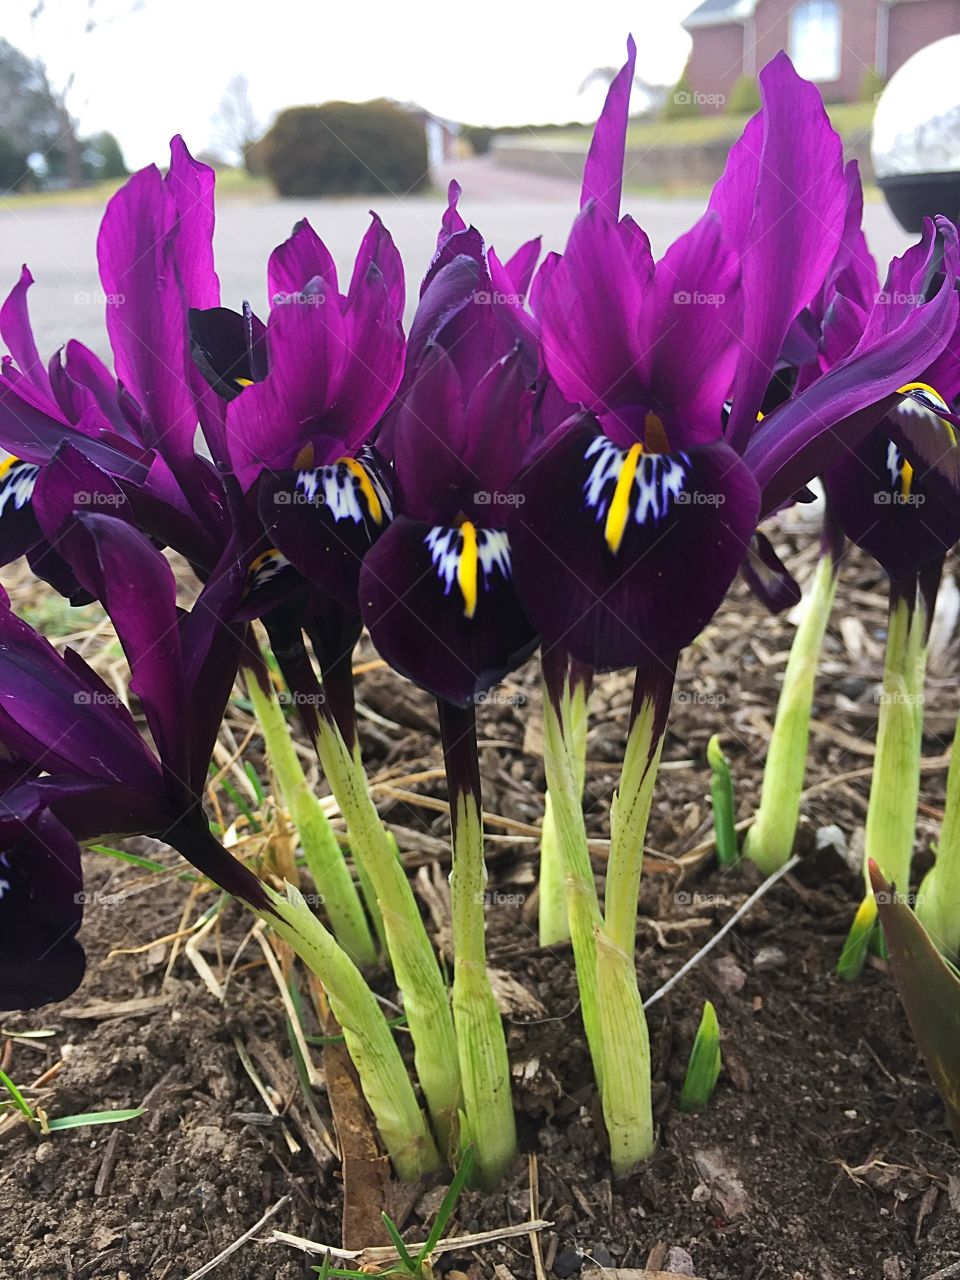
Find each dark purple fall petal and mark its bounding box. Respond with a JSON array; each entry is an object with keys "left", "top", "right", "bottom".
[
  {"left": 360, "top": 515, "right": 537, "bottom": 707},
  {"left": 0, "top": 809, "right": 85, "bottom": 1009},
  {"left": 509, "top": 421, "right": 760, "bottom": 670},
  {"left": 823, "top": 423, "right": 960, "bottom": 579},
  {"left": 740, "top": 531, "right": 803, "bottom": 614},
  {"left": 258, "top": 448, "right": 392, "bottom": 614}
]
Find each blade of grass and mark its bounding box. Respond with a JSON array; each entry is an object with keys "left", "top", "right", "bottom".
[
  {"left": 416, "top": 1144, "right": 475, "bottom": 1268},
  {"left": 0, "top": 1067, "right": 34, "bottom": 1120},
  {"left": 88, "top": 843, "right": 199, "bottom": 879},
  {"left": 245, "top": 761, "right": 266, "bottom": 806},
  {"left": 45, "top": 1107, "right": 145, "bottom": 1131},
  {"left": 380, "top": 1214, "right": 417, "bottom": 1274}
]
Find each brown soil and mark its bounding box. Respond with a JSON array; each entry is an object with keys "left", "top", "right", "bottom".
[{"left": 1, "top": 532, "right": 959, "bottom": 1280}]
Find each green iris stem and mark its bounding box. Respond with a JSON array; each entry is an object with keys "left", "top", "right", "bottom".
[
  {"left": 744, "top": 547, "right": 839, "bottom": 875},
  {"left": 840, "top": 580, "right": 930, "bottom": 979},
  {"left": 539, "top": 665, "right": 590, "bottom": 946},
  {"left": 263, "top": 883, "right": 441, "bottom": 1181},
  {"left": 244, "top": 667, "right": 377, "bottom": 969},
  {"left": 588, "top": 668, "right": 671, "bottom": 1174},
  {"left": 916, "top": 713, "right": 960, "bottom": 959},
  {"left": 603, "top": 681, "right": 669, "bottom": 954},
  {"left": 311, "top": 706, "right": 461, "bottom": 1157},
  {"left": 437, "top": 700, "right": 517, "bottom": 1189},
  {"left": 594, "top": 925, "right": 654, "bottom": 1172},
  {"left": 539, "top": 667, "right": 604, "bottom": 1079},
  {"left": 864, "top": 585, "right": 927, "bottom": 895}
]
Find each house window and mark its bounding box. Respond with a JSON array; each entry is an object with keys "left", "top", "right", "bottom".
[{"left": 789, "top": 0, "right": 841, "bottom": 82}]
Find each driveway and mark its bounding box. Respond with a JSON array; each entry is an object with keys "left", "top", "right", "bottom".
[{"left": 0, "top": 157, "right": 914, "bottom": 360}]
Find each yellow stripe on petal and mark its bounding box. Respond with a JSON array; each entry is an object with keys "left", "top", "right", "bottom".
[
  {"left": 896, "top": 380, "right": 946, "bottom": 405},
  {"left": 901, "top": 458, "right": 914, "bottom": 499},
  {"left": 0, "top": 454, "right": 21, "bottom": 479},
  {"left": 339, "top": 456, "right": 384, "bottom": 526},
  {"left": 457, "top": 520, "right": 479, "bottom": 619},
  {"left": 604, "top": 442, "right": 643, "bottom": 555},
  {"left": 235, "top": 377, "right": 254, "bottom": 388}
]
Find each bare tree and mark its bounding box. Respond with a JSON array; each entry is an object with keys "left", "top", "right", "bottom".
[
  {"left": 212, "top": 73, "right": 260, "bottom": 169},
  {"left": 29, "top": 0, "right": 144, "bottom": 187}
]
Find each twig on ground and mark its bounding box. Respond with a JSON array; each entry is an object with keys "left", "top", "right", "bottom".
[
  {"left": 270, "top": 1217, "right": 553, "bottom": 1263},
  {"left": 182, "top": 1194, "right": 291, "bottom": 1280},
  {"left": 644, "top": 855, "right": 801, "bottom": 1009}
]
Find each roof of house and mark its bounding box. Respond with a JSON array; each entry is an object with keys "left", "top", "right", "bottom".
[{"left": 682, "top": 0, "right": 757, "bottom": 29}]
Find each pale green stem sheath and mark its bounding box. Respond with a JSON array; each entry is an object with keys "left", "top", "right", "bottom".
[
  {"left": 864, "top": 587, "right": 926, "bottom": 895},
  {"left": 744, "top": 547, "right": 839, "bottom": 875},
  {"left": 916, "top": 714, "right": 960, "bottom": 959},
  {"left": 312, "top": 712, "right": 461, "bottom": 1155},
  {"left": 244, "top": 669, "right": 376, "bottom": 968},
  {"left": 840, "top": 581, "right": 927, "bottom": 979},
  {"left": 438, "top": 700, "right": 517, "bottom": 1189},
  {"left": 595, "top": 925, "right": 654, "bottom": 1173},
  {"left": 264, "top": 626, "right": 460, "bottom": 1154},
  {"left": 540, "top": 670, "right": 604, "bottom": 1079},
  {"left": 590, "top": 667, "right": 671, "bottom": 1173},
  {"left": 263, "top": 882, "right": 441, "bottom": 1180},
  {"left": 603, "top": 684, "right": 669, "bottom": 953},
  {"left": 539, "top": 668, "right": 590, "bottom": 946}
]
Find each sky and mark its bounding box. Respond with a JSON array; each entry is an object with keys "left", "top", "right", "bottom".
[{"left": 4, "top": 0, "right": 696, "bottom": 169}]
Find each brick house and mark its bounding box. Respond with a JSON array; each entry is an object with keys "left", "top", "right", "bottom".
[{"left": 682, "top": 0, "right": 960, "bottom": 110}]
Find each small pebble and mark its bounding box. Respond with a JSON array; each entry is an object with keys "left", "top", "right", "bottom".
[
  {"left": 666, "top": 1244, "right": 697, "bottom": 1274},
  {"left": 753, "top": 945, "right": 787, "bottom": 972}
]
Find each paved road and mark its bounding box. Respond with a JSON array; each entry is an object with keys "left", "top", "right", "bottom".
[{"left": 0, "top": 157, "right": 913, "bottom": 362}]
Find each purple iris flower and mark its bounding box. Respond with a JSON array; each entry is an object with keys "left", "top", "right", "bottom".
[
  {"left": 0, "top": 139, "right": 231, "bottom": 591},
  {"left": 821, "top": 228, "right": 960, "bottom": 583},
  {"left": 506, "top": 40, "right": 959, "bottom": 675},
  {"left": 0, "top": 516, "right": 268, "bottom": 1010},
  {"left": 187, "top": 213, "right": 406, "bottom": 730},
  {"left": 359, "top": 198, "right": 539, "bottom": 708}
]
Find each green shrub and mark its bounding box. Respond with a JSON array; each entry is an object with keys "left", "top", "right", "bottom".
[
  {"left": 662, "top": 68, "right": 701, "bottom": 120},
  {"left": 260, "top": 100, "right": 428, "bottom": 198},
  {"left": 462, "top": 125, "right": 494, "bottom": 156},
  {"left": 0, "top": 130, "right": 29, "bottom": 192},
  {"left": 726, "top": 74, "right": 761, "bottom": 115}
]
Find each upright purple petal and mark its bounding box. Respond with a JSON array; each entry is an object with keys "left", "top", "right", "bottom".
[
  {"left": 267, "top": 218, "right": 338, "bottom": 303},
  {"left": 164, "top": 135, "right": 221, "bottom": 311},
  {"left": 503, "top": 237, "right": 542, "bottom": 299},
  {"left": 635, "top": 211, "right": 741, "bottom": 446},
  {"left": 226, "top": 287, "right": 348, "bottom": 489},
  {"left": 540, "top": 204, "right": 647, "bottom": 424},
  {"left": 0, "top": 266, "right": 48, "bottom": 394},
  {"left": 580, "top": 35, "right": 636, "bottom": 220},
  {"left": 97, "top": 166, "right": 196, "bottom": 463},
  {"left": 712, "top": 53, "right": 847, "bottom": 451}
]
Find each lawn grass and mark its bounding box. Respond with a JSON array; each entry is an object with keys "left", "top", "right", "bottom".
[
  {"left": 0, "top": 167, "right": 269, "bottom": 211},
  {"left": 513, "top": 99, "right": 874, "bottom": 151}
]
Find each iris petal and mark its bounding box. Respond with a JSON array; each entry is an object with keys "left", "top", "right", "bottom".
[
  {"left": 509, "top": 420, "right": 760, "bottom": 670},
  {"left": 360, "top": 516, "right": 537, "bottom": 707}
]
